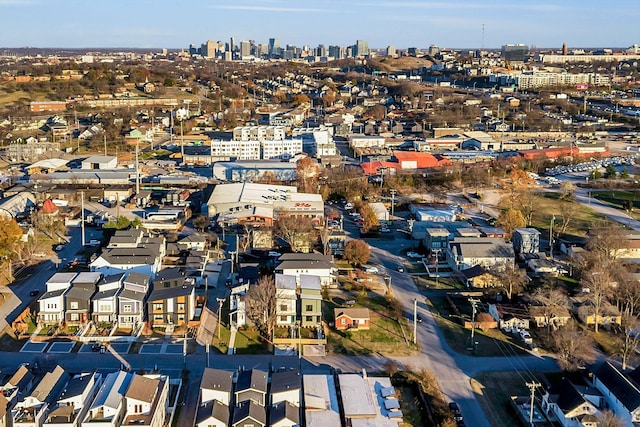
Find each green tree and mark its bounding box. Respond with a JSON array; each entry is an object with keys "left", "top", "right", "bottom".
[
  {"left": 604, "top": 164, "right": 617, "bottom": 179},
  {"left": 343, "top": 239, "right": 370, "bottom": 267}
]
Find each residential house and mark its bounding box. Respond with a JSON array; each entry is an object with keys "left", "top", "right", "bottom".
[
  {"left": 81, "top": 370, "right": 132, "bottom": 427},
  {"left": 122, "top": 374, "right": 169, "bottom": 427},
  {"left": 570, "top": 295, "right": 622, "bottom": 328},
  {"left": 232, "top": 401, "right": 266, "bottom": 427},
  {"left": 334, "top": 308, "right": 371, "bottom": 331},
  {"left": 195, "top": 400, "right": 229, "bottom": 427},
  {"left": 65, "top": 272, "right": 102, "bottom": 326},
  {"left": 528, "top": 304, "right": 572, "bottom": 329},
  {"left": 448, "top": 237, "right": 515, "bottom": 271},
  {"left": 44, "top": 372, "right": 102, "bottom": 427},
  {"left": 38, "top": 273, "right": 76, "bottom": 326},
  {"left": 153, "top": 267, "right": 189, "bottom": 289},
  {"left": 487, "top": 304, "right": 529, "bottom": 332},
  {"left": 147, "top": 284, "right": 196, "bottom": 327},
  {"left": 459, "top": 265, "right": 496, "bottom": 288},
  {"left": 0, "top": 366, "right": 35, "bottom": 426},
  {"left": 117, "top": 272, "right": 151, "bottom": 328},
  {"left": 269, "top": 401, "right": 300, "bottom": 427},
  {"left": 91, "top": 273, "right": 125, "bottom": 324},
  {"left": 270, "top": 370, "right": 301, "bottom": 406},
  {"left": 512, "top": 228, "right": 541, "bottom": 256},
  {"left": 299, "top": 275, "right": 322, "bottom": 329},
  {"left": 275, "top": 274, "right": 297, "bottom": 327},
  {"left": 235, "top": 370, "right": 268, "bottom": 407},
  {"left": 177, "top": 234, "right": 207, "bottom": 252},
  {"left": 591, "top": 361, "right": 640, "bottom": 425},
  {"left": 423, "top": 228, "right": 450, "bottom": 253},
  {"left": 541, "top": 378, "right": 602, "bottom": 427},
  {"left": 199, "top": 368, "right": 233, "bottom": 406},
  {"left": 229, "top": 284, "right": 249, "bottom": 329},
  {"left": 12, "top": 365, "right": 69, "bottom": 427},
  {"left": 275, "top": 253, "right": 336, "bottom": 288},
  {"left": 302, "top": 375, "right": 341, "bottom": 427},
  {"left": 90, "top": 231, "right": 165, "bottom": 278}
]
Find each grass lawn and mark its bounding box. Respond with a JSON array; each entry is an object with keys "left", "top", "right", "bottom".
[
  {"left": 472, "top": 372, "right": 554, "bottom": 427},
  {"left": 413, "top": 275, "right": 462, "bottom": 292},
  {"left": 210, "top": 326, "right": 231, "bottom": 354},
  {"left": 324, "top": 292, "right": 419, "bottom": 356},
  {"left": 591, "top": 189, "right": 640, "bottom": 220},
  {"left": 234, "top": 329, "right": 270, "bottom": 354},
  {"left": 426, "top": 295, "right": 530, "bottom": 357},
  {"left": 523, "top": 192, "right": 604, "bottom": 241}
]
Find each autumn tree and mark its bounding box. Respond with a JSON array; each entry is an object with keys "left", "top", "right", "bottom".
[
  {"left": 0, "top": 217, "right": 23, "bottom": 281},
  {"left": 496, "top": 208, "right": 525, "bottom": 240},
  {"left": 343, "top": 239, "right": 370, "bottom": 267},
  {"left": 296, "top": 157, "right": 320, "bottom": 194},
  {"left": 359, "top": 204, "right": 380, "bottom": 233},
  {"left": 193, "top": 215, "right": 210, "bottom": 232},
  {"left": 274, "top": 214, "right": 314, "bottom": 253},
  {"left": 246, "top": 276, "right": 278, "bottom": 341}
]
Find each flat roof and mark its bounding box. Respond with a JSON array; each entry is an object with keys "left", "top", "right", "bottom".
[
  {"left": 338, "top": 374, "right": 377, "bottom": 418},
  {"left": 303, "top": 374, "right": 340, "bottom": 427}
]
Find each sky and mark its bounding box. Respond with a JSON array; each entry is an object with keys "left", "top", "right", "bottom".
[{"left": 0, "top": 0, "right": 638, "bottom": 50}]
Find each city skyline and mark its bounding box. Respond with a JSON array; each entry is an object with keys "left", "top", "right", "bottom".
[{"left": 0, "top": 0, "right": 638, "bottom": 50}]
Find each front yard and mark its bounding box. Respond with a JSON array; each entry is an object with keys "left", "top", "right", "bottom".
[{"left": 324, "top": 291, "right": 419, "bottom": 357}]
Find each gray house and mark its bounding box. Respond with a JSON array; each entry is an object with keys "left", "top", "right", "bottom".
[
  {"left": 235, "top": 370, "right": 268, "bottom": 407},
  {"left": 512, "top": 228, "right": 541, "bottom": 256},
  {"left": 64, "top": 272, "right": 102, "bottom": 326},
  {"left": 117, "top": 272, "right": 150, "bottom": 327},
  {"left": 91, "top": 273, "right": 125, "bottom": 324}
]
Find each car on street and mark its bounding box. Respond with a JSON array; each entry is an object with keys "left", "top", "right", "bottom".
[
  {"left": 268, "top": 251, "right": 282, "bottom": 257},
  {"left": 363, "top": 265, "right": 379, "bottom": 274},
  {"left": 449, "top": 402, "right": 463, "bottom": 422},
  {"left": 29, "top": 290, "right": 39, "bottom": 297},
  {"left": 397, "top": 265, "right": 404, "bottom": 272},
  {"left": 406, "top": 251, "right": 422, "bottom": 259},
  {"left": 55, "top": 244, "right": 64, "bottom": 251},
  {"left": 416, "top": 314, "right": 423, "bottom": 323}
]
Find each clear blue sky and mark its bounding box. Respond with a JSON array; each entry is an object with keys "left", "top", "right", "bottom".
[{"left": 0, "top": 0, "right": 638, "bottom": 50}]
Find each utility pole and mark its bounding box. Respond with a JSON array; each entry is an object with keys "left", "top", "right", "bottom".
[
  {"left": 469, "top": 298, "right": 480, "bottom": 352},
  {"left": 390, "top": 189, "right": 396, "bottom": 220},
  {"left": 81, "top": 191, "right": 85, "bottom": 247},
  {"left": 135, "top": 140, "right": 140, "bottom": 198},
  {"left": 413, "top": 298, "right": 417, "bottom": 344},
  {"left": 526, "top": 381, "right": 541, "bottom": 426},
  {"left": 549, "top": 215, "right": 555, "bottom": 260},
  {"left": 103, "top": 134, "right": 107, "bottom": 156},
  {"left": 216, "top": 298, "right": 225, "bottom": 338}
]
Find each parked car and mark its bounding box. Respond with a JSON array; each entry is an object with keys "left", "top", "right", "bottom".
[
  {"left": 345, "top": 202, "right": 354, "bottom": 210},
  {"left": 397, "top": 265, "right": 404, "bottom": 272},
  {"left": 406, "top": 251, "right": 422, "bottom": 259},
  {"left": 416, "top": 314, "right": 423, "bottom": 323},
  {"left": 268, "top": 251, "right": 282, "bottom": 257},
  {"left": 363, "top": 266, "right": 379, "bottom": 274},
  {"left": 29, "top": 290, "right": 39, "bottom": 297}
]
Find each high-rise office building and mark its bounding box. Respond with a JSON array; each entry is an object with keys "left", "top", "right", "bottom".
[
  {"left": 201, "top": 40, "right": 216, "bottom": 58},
  {"left": 240, "top": 40, "right": 251, "bottom": 57},
  {"left": 501, "top": 44, "right": 529, "bottom": 62},
  {"left": 562, "top": 43, "right": 568, "bottom": 55},
  {"left": 386, "top": 45, "right": 396, "bottom": 57},
  {"left": 354, "top": 39, "right": 369, "bottom": 58},
  {"left": 328, "top": 45, "right": 344, "bottom": 59},
  {"left": 269, "top": 38, "right": 280, "bottom": 57}
]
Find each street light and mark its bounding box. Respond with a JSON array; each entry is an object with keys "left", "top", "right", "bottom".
[
  {"left": 413, "top": 299, "right": 417, "bottom": 344},
  {"left": 216, "top": 297, "right": 225, "bottom": 338}
]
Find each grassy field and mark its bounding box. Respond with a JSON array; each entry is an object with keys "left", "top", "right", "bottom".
[
  {"left": 591, "top": 189, "right": 640, "bottom": 220},
  {"left": 527, "top": 192, "right": 605, "bottom": 240},
  {"left": 324, "top": 292, "right": 419, "bottom": 356},
  {"left": 413, "top": 275, "right": 461, "bottom": 292},
  {"left": 234, "top": 328, "right": 270, "bottom": 354},
  {"left": 426, "top": 295, "right": 530, "bottom": 357}
]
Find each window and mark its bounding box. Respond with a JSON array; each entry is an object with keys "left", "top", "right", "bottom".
[
  {"left": 280, "top": 304, "right": 288, "bottom": 311},
  {"left": 280, "top": 316, "right": 288, "bottom": 322},
  {"left": 341, "top": 318, "right": 346, "bottom": 325},
  {"left": 306, "top": 316, "right": 313, "bottom": 322},
  {"left": 306, "top": 304, "right": 313, "bottom": 312},
  {"left": 153, "top": 303, "right": 163, "bottom": 311},
  {"left": 123, "top": 304, "right": 132, "bottom": 313},
  {"left": 153, "top": 315, "right": 163, "bottom": 322},
  {"left": 70, "top": 313, "right": 79, "bottom": 321},
  {"left": 70, "top": 301, "right": 78, "bottom": 310},
  {"left": 177, "top": 303, "right": 185, "bottom": 312}
]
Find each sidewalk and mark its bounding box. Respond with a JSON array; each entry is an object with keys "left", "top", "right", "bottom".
[{"left": 227, "top": 328, "right": 237, "bottom": 355}]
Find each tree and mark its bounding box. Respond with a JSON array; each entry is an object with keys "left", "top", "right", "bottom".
[
  {"left": 556, "top": 200, "right": 577, "bottom": 236},
  {"left": 359, "top": 204, "right": 380, "bottom": 233},
  {"left": 581, "top": 268, "right": 611, "bottom": 334},
  {"left": 246, "top": 276, "right": 278, "bottom": 341},
  {"left": 193, "top": 215, "right": 210, "bottom": 232},
  {"left": 598, "top": 410, "right": 625, "bottom": 427},
  {"left": 491, "top": 263, "right": 527, "bottom": 300},
  {"left": 0, "top": 217, "right": 23, "bottom": 259},
  {"left": 531, "top": 285, "right": 569, "bottom": 331},
  {"left": 614, "top": 315, "right": 640, "bottom": 370},
  {"left": 296, "top": 157, "right": 320, "bottom": 194},
  {"left": 496, "top": 208, "right": 525, "bottom": 240},
  {"left": 343, "top": 240, "right": 370, "bottom": 267},
  {"left": 274, "top": 214, "right": 314, "bottom": 253},
  {"left": 292, "top": 94, "right": 310, "bottom": 106},
  {"left": 559, "top": 181, "right": 576, "bottom": 200},
  {"left": 548, "top": 321, "right": 597, "bottom": 371},
  {"left": 604, "top": 163, "right": 617, "bottom": 179}
]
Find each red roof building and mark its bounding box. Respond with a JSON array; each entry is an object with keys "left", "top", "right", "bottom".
[
  {"left": 40, "top": 199, "right": 59, "bottom": 215},
  {"left": 392, "top": 151, "right": 451, "bottom": 169}
]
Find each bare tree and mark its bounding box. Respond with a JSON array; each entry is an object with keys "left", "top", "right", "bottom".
[
  {"left": 548, "top": 321, "right": 597, "bottom": 371},
  {"left": 531, "top": 286, "right": 569, "bottom": 331},
  {"left": 614, "top": 271, "right": 640, "bottom": 317},
  {"left": 556, "top": 200, "right": 577, "bottom": 236},
  {"left": 491, "top": 262, "right": 527, "bottom": 300},
  {"left": 614, "top": 315, "right": 640, "bottom": 370},
  {"left": 246, "top": 276, "right": 278, "bottom": 341},
  {"left": 598, "top": 410, "right": 625, "bottom": 427},
  {"left": 274, "top": 214, "right": 314, "bottom": 253}
]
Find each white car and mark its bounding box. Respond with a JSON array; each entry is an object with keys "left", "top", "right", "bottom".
[
  {"left": 268, "top": 251, "right": 282, "bottom": 257},
  {"left": 363, "top": 266, "right": 379, "bottom": 274},
  {"left": 406, "top": 251, "right": 422, "bottom": 259}
]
